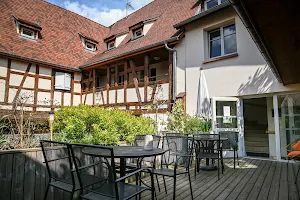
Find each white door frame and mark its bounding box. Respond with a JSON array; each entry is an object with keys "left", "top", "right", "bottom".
[{"left": 211, "top": 97, "right": 245, "bottom": 157}]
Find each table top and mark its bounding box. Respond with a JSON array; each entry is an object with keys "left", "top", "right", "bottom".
[
  {"left": 192, "top": 137, "right": 228, "bottom": 141},
  {"left": 82, "top": 146, "right": 165, "bottom": 158}
]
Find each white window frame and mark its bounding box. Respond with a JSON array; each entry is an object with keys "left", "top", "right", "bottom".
[
  {"left": 20, "top": 26, "right": 36, "bottom": 39},
  {"left": 208, "top": 24, "right": 237, "bottom": 59},
  {"left": 85, "top": 41, "right": 96, "bottom": 52},
  {"left": 55, "top": 72, "right": 71, "bottom": 91},
  {"left": 204, "top": 0, "right": 227, "bottom": 10},
  {"left": 133, "top": 28, "right": 143, "bottom": 39},
  {"left": 107, "top": 40, "right": 115, "bottom": 50}
]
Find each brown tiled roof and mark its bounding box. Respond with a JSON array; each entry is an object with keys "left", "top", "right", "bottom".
[
  {"left": 81, "top": 0, "right": 199, "bottom": 68},
  {"left": 0, "top": 0, "right": 109, "bottom": 70}
]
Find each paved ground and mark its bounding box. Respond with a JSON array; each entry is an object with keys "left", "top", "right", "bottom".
[{"left": 141, "top": 158, "right": 300, "bottom": 200}]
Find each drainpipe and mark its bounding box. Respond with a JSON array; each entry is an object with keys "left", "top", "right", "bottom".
[{"left": 164, "top": 41, "right": 177, "bottom": 104}]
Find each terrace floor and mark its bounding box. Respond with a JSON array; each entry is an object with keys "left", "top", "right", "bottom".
[{"left": 141, "top": 158, "right": 300, "bottom": 200}]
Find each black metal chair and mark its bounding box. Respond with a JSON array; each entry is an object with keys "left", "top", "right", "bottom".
[
  {"left": 193, "top": 134, "right": 224, "bottom": 180},
  {"left": 219, "top": 131, "right": 239, "bottom": 169},
  {"left": 70, "top": 143, "right": 155, "bottom": 200},
  {"left": 40, "top": 140, "right": 103, "bottom": 200},
  {"left": 153, "top": 135, "right": 194, "bottom": 200}
]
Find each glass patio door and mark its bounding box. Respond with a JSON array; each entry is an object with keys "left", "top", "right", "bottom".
[{"left": 212, "top": 97, "right": 245, "bottom": 157}]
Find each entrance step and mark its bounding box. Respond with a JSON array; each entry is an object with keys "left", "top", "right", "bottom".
[
  {"left": 245, "top": 146, "right": 269, "bottom": 154},
  {"left": 244, "top": 136, "right": 268, "bottom": 142},
  {"left": 245, "top": 140, "right": 269, "bottom": 147}
]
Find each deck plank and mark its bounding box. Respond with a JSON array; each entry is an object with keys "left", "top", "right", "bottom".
[
  {"left": 257, "top": 160, "right": 276, "bottom": 200},
  {"left": 278, "top": 161, "right": 289, "bottom": 200},
  {"left": 267, "top": 160, "right": 281, "bottom": 200},
  {"left": 287, "top": 162, "right": 299, "bottom": 200}
]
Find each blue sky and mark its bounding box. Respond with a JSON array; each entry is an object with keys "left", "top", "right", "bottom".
[{"left": 46, "top": 0, "right": 153, "bottom": 26}]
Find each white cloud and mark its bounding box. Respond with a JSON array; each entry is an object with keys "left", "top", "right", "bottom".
[{"left": 63, "top": 0, "right": 152, "bottom": 26}]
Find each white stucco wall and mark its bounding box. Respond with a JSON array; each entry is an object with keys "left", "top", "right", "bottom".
[{"left": 174, "top": 7, "right": 300, "bottom": 114}]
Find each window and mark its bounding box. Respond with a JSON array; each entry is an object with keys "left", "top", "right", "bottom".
[
  {"left": 85, "top": 41, "right": 96, "bottom": 52},
  {"left": 107, "top": 40, "right": 115, "bottom": 50},
  {"left": 133, "top": 28, "right": 143, "bottom": 39},
  {"left": 119, "top": 75, "right": 124, "bottom": 84},
  {"left": 55, "top": 72, "right": 71, "bottom": 91},
  {"left": 150, "top": 68, "right": 156, "bottom": 82},
  {"left": 205, "top": 0, "right": 228, "bottom": 10},
  {"left": 208, "top": 24, "right": 237, "bottom": 59},
  {"left": 20, "top": 26, "right": 36, "bottom": 39},
  {"left": 139, "top": 71, "right": 144, "bottom": 83}
]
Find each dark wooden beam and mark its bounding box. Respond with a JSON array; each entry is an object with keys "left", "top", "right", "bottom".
[
  {"left": 83, "top": 71, "right": 92, "bottom": 104},
  {"left": 144, "top": 54, "right": 149, "bottom": 102},
  {"left": 124, "top": 61, "right": 128, "bottom": 104},
  {"left": 129, "top": 60, "right": 142, "bottom": 104},
  {"left": 115, "top": 65, "right": 118, "bottom": 104},
  {"left": 70, "top": 73, "right": 74, "bottom": 106},
  {"left": 33, "top": 64, "right": 39, "bottom": 111},
  {"left": 4, "top": 59, "right": 11, "bottom": 103},
  {"left": 151, "top": 84, "right": 157, "bottom": 101},
  {"left": 92, "top": 69, "right": 96, "bottom": 105},
  {"left": 106, "top": 66, "right": 110, "bottom": 105},
  {"left": 51, "top": 69, "right": 55, "bottom": 111}
]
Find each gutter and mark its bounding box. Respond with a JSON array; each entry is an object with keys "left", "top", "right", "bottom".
[
  {"left": 80, "top": 36, "right": 180, "bottom": 69},
  {"left": 0, "top": 51, "right": 81, "bottom": 72},
  {"left": 228, "top": 0, "right": 283, "bottom": 83},
  {"left": 164, "top": 40, "right": 178, "bottom": 104}
]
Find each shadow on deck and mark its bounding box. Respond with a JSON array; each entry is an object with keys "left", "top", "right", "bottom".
[{"left": 141, "top": 158, "right": 300, "bottom": 200}]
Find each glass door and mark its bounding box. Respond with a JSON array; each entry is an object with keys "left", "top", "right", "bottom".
[{"left": 212, "top": 97, "right": 245, "bottom": 157}]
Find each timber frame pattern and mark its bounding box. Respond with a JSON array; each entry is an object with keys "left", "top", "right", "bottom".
[{"left": 81, "top": 52, "right": 177, "bottom": 114}]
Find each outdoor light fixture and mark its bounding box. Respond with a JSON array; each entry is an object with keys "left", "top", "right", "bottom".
[
  {"left": 49, "top": 112, "right": 54, "bottom": 140},
  {"left": 154, "top": 56, "right": 160, "bottom": 61}
]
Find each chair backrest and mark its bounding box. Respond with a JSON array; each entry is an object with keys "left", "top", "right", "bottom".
[
  {"left": 40, "top": 140, "right": 74, "bottom": 186},
  {"left": 165, "top": 132, "right": 188, "bottom": 137},
  {"left": 134, "top": 135, "right": 161, "bottom": 148},
  {"left": 162, "top": 135, "right": 194, "bottom": 169},
  {"left": 193, "top": 133, "right": 221, "bottom": 153},
  {"left": 219, "top": 131, "right": 238, "bottom": 150},
  {"left": 69, "top": 143, "right": 119, "bottom": 199}
]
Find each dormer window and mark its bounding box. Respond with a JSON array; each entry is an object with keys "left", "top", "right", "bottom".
[
  {"left": 85, "top": 41, "right": 96, "bottom": 52},
  {"left": 133, "top": 28, "right": 143, "bottom": 39},
  {"left": 78, "top": 33, "right": 98, "bottom": 53},
  {"left": 107, "top": 40, "right": 115, "bottom": 50},
  {"left": 204, "top": 0, "right": 228, "bottom": 10},
  {"left": 20, "top": 26, "right": 36, "bottom": 39},
  {"left": 13, "top": 15, "right": 42, "bottom": 41}
]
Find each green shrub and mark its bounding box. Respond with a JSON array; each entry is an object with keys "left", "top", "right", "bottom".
[
  {"left": 53, "top": 105, "right": 156, "bottom": 145},
  {"left": 166, "top": 100, "right": 185, "bottom": 133},
  {"left": 184, "top": 115, "right": 212, "bottom": 134}
]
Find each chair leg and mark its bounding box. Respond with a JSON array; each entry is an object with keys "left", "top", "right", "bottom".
[
  {"left": 195, "top": 159, "right": 197, "bottom": 178},
  {"left": 155, "top": 175, "right": 161, "bottom": 192},
  {"left": 237, "top": 151, "right": 239, "bottom": 166},
  {"left": 234, "top": 150, "right": 236, "bottom": 169},
  {"left": 163, "top": 176, "right": 167, "bottom": 194},
  {"left": 218, "top": 159, "right": 220, "bottom": 180},
  {"left": 188, "top": 171, "right": 193, "bottom": 200},
  {"left": 44, "top": 183, "right": 50, "bottom": 200},
  {"left": 173, "top": 175, "right": 176, "bottom": 200},
  {"left": 70, "top": 192, "right": 74, "bottom": 200}
]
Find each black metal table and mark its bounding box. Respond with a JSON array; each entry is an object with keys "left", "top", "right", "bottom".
[
  {"left": 193, "top": 137, "right": 228, "bottom": 171},
  {"left": 82, "top": 146, "right": 165, "bottom": 179}
]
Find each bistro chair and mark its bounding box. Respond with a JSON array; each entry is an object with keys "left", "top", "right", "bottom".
[
  {"left": 70, "top": 143, "right": 155, "bottom": 200},
  {"left": 40, "top": 140, "right": 103, "bottom": 200},
  {"left": 153, "top": 135, "right": 194, "bottom": 200},
  {"left": 219, "top": 131, "right": 239, "bottom": 169},
  {"left": 287, "top": 138, "right": 300, "bottom": 183},
  {"left": 193, "top": 134, "right": 224, "bottom": 180}
]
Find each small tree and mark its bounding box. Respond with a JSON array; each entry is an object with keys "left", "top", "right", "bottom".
[{"left": 166, "top": 100, "right": 185, "bottom": 133}]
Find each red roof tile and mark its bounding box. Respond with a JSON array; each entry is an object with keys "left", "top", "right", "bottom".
[
  {"left": 82, "top": 0, "right": 199, "bottom": 68},
  {"left": 0, "top": 0, "right": 109, "bottom": 69}
]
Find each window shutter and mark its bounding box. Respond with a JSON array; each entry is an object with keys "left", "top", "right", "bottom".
[
  {"left": 64, "top": 73, "right": 71, "bottom": 90},
  {"left": 55, "top": 72, "right": 65, "bottom": 90}
]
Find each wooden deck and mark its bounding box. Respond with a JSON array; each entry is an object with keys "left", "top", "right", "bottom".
[{"left": 141, "top": 158, "right": 300, "bottom": 200}]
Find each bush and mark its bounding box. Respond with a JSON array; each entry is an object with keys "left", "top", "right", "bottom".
[
  {"left": 53, "top": 105, "right": 156, "bottom": 145},
  {"left": 184, "top": 115, "right": 212, "bottom": 134}
]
